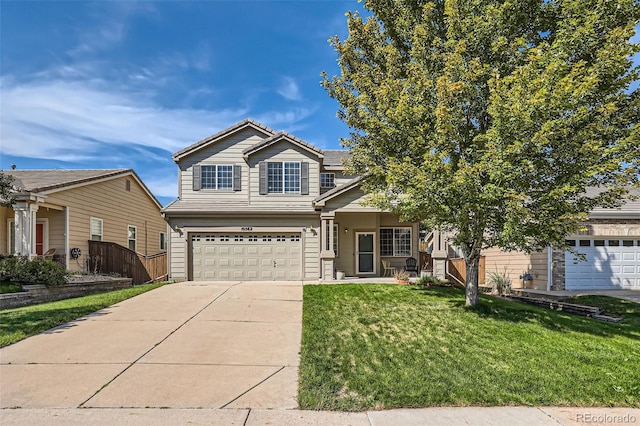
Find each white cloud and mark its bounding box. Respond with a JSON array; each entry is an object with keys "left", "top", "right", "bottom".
[
  {"left": 277, "top": 76, "right": 302, "bottom": 101},
  {"left": 0, "top": 78, "right": 249, "bottom": 160}
]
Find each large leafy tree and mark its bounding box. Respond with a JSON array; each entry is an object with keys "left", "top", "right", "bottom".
[{"left": 323, "top": 0, "right": 639, "bottom": 306}]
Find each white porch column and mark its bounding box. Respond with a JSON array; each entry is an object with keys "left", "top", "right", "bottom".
[
  {"left": 320, "top": 212, "right": 336, "bottom": 280},
  {"left": 431, "top": 229, "right": 448, "bottom": 280},
  {"left": 13, "top": 202, "right": 39, "bottom": 258}
]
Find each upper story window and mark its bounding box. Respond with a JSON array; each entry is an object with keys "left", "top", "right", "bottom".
[
  {"left": 320, "top": 173, "right": 335, "bottom": 189},
  {"left": 193, "top": 164, "right": 241, "bottom": 192},
  {"left": 90, "top": 217, "right": 103, "bottom": 241},
  {"left": 268, "top": 162, "right": 300, "bottom": 194},
  {"left": 201, "top": 165, "right": 233, "bottom": 190},
  {"left": 159, "top": 232, "right": 167, "bottom": 251},
  {"left": 259, "top": 161, "right": 309, "bottom": 195}
]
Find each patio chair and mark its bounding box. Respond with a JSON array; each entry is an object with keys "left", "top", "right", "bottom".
[
  {"left": 381, "top": 259, "right": 396, "bottom": 277},
  {"left": 404, "top": 257, "right": 419, "bottom": 277},
  {"left": 39, "top": 248, "right": 56, "bottom": 261}
]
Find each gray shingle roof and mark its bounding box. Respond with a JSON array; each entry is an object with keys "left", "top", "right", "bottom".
[
  {"left": 242, "top": 131, "right": 324, "bottom": 158},
  {"left": 3, "top": 169, "right": 130, "bottom": 193},
  {"left": 323, "top": 150, "right": 350, "bottom": 168},
  {"left": 2, "top": 169, "right": 163, "bottom": 208},
  {"left": 172, "top": 119, "right": 276, "bottom": 161},
  {"left": 313, "top": 175, "right": 365, "bottom": 206}
]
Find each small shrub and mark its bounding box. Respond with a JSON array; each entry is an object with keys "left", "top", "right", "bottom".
[
  {"left": 394, "top": 270, "right": 410, "bottom": 282},
  {"left": 415, "top": 275, "right": 452, "bottom": 287},
  {"left": 488, "top": 269, "right": 512, "bottom": 295},
  {"left": 0, "top": 256, "right": 67, "bottom": 287}
]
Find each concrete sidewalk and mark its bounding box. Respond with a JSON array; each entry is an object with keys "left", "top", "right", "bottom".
[{"left": 2, "top": 407, "right": 639, "bottom": 425}]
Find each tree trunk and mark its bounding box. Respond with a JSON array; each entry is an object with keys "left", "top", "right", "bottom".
[{"left": 465, "top": 254, "right": 480, "bottom": 306}]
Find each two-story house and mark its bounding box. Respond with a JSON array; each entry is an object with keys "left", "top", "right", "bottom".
[{"left": 162, "top": 119, "right": 419, "bottom": 281}]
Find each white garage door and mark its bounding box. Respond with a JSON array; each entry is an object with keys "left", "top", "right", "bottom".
[
  {"left": 565, "top": 238, "right": 640, "bottom": 290},
  {"left": 190, "top": 233, "right": 302, "bottom": 281}
]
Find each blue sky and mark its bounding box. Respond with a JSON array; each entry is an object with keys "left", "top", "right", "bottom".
[
  {"left": 1, "top": 1, "right": 638, "bottom": 207},
  {"left": 0, "top": 1, "right": 358, "bottom": 205}
]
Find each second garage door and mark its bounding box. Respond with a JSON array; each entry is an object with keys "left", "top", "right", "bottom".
[
  {"left": 565, "top": 238, "right": 640, "bottom": 290},
  {"left": 190, "top": 233, "right": 302, "bottom": 281}
]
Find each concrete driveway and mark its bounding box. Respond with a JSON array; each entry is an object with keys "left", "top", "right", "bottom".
[{"left": 0, "top": 281, "right": 302, "bottom": 410}]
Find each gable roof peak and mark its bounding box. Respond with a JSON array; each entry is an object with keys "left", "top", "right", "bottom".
[{"left": 172, "top": 118, "right": 277, "bottom": 162}]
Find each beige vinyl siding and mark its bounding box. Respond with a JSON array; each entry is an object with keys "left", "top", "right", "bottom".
[
  {"left": 247, "top": 142, "right": 320, "bottom": 208},
  {"left": 166, "top": 215, "right": 320, "bottom": 281},
  {"left": 44, "top": 175, "right": 166, "bottom": 271},
  {"left": 333, "top": 172, "right": 356, "bottom": 187},
  {"left": 324, "top": 187, "right": 383, "bottom": 213},
  {"left": 37, "top": 207, "right": 64, "bottom": 255},
  {"left": 179, "top": 128, "right": 269, "bottom": 201},
  {"left": 482, "top": 247, "right": 549, "bottom": 290}
]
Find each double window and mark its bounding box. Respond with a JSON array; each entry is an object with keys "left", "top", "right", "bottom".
[
  {"left": 201, "top": 165, "right": 233, "bottom": 190},
  {"left": 380, "top": 227, "right": 412, "bottom": 257}
]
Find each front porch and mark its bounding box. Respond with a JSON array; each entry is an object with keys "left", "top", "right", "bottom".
[
  {"left": 318, "top": 211, "right": 423, "bottom": 280},
  {"left": 1, "top": 198, "right": 67, "bottom": 267}
]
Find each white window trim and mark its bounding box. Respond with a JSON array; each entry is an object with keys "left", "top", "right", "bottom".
[
  {"left": 201, "top": 164, "right": 234, "bottom": 191},
  {"left": 90, "top": 217, "right": 103, "bottom": 241},
  {"left": 380, "top": 227, "right": 412, "bottom": 257},
  {"left": 159, "top": 231, "right": 167, "bottom": 251},
  {"left": 127, "top": 225, "right": 137, "bottom": 251},
  {"left": 268, "top": 161, "right": 301, "bottom": 194},
  {"left": 6, "top": 219, "right": 15, "bottom": 254},
  {"left": 320, "top": 173, "right": 336, "bottom": 188}
]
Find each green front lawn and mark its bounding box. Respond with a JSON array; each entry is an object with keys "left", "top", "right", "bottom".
[
  {"left": 0, "top": 282, "right": 167, "bottom": 347},
  {"left": 299, "top": 284, "right": 640, "bottom": 411}
]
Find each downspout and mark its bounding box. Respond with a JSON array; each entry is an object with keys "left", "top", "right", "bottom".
[{"left": 547, "top": 245, "right": 553, "bottom": 291}]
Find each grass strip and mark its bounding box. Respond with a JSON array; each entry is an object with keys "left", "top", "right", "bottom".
[{"left": 0, "top": 282, "right": 167, "bottom": 347}]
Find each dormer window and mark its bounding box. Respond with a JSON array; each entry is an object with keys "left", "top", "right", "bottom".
[{"left": 320, "top": 173, "right": 335, "bottom": 188}]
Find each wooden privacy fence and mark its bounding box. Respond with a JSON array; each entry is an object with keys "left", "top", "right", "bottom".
[
  {"left": 447, "top": 256, "right": 486, "bottom": 286},
  {"left": 88, "top": 240, "right": 167, "bottom": 285}
]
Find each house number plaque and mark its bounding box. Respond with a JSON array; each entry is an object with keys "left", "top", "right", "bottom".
[{"left": 241, "top": 227, "right": 253, "bottom": 231}]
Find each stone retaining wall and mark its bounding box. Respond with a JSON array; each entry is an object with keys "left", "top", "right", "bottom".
[{"left": 0, "top": 278, "right": 133, "bottom": 310}]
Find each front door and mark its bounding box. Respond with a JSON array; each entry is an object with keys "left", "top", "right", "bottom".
[
  {"left": 35, "top": 223, "right": 44, "bottom": 256},
  {"left": 356, "top": 232, "right": 375, "bottom": 274}
]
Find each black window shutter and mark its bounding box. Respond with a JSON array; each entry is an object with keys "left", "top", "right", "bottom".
[
  {"left": 300, "top": 162, "right": 309, "bottom": 195},
  {"left": 193, "top": 165, "right": 201, "bottom": 191},
  {"left": 233, "top": 164, "right": 241, "bottom": 191},
  {"left": 259, "top": 162, "right": 268, "bottom": 195}
]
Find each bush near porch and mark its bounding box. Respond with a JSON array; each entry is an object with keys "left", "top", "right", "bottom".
[
  {"left": 299, "top": 284, "right": 640, "bottom": 411},
  {"left": 0, "top": 255, "right": 66, "bottom": 287}
]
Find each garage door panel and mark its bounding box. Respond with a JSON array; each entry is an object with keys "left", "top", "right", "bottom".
[
  {"left": 191, "top": 233, "right": 302, "bottom": 281},
  {"left": 565, "top": 239, "right": 639, "bottom": 290}
]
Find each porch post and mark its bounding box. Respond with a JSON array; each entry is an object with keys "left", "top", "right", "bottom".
[
  {"left": 13, "top": 202, "right": 38, "bottom": 258},
  {"left": 431, "top": 229, "right": 448, "bottom": 280},
  {"left": 320, "top": 212, "right": 336, "bottom": 280}
]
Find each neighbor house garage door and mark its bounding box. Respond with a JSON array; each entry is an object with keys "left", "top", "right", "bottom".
[
  {"left": 190, "top": 233, "right": 302, "bottom": 281},
  {"left": 565, "top": 238, "right": 640, "bottom": 290}
]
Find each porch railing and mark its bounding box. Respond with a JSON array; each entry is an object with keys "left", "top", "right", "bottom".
[{"left": 87, "top": 240, "right": 167, "bottom": 285}]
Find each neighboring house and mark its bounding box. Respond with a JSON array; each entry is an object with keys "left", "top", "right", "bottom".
[
  {"left": 482, "top": 189, "right": 640, "bottom": 291},
  {"left": 162, "top": 119, "right": 419, "bottom": 281},
  {"left": 0, "top": 169, "right": 167, "bottom": 272}
]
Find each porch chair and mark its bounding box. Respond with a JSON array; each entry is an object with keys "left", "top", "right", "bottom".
[
  {"left": 381, "top": 260, "right": 396, "bottom": 277},
  {"left": 39, "top": 248, "right": 56, "bottom": 261},
  {"left": 404, "top": 257, "right": 419, "bottom": 277}
]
